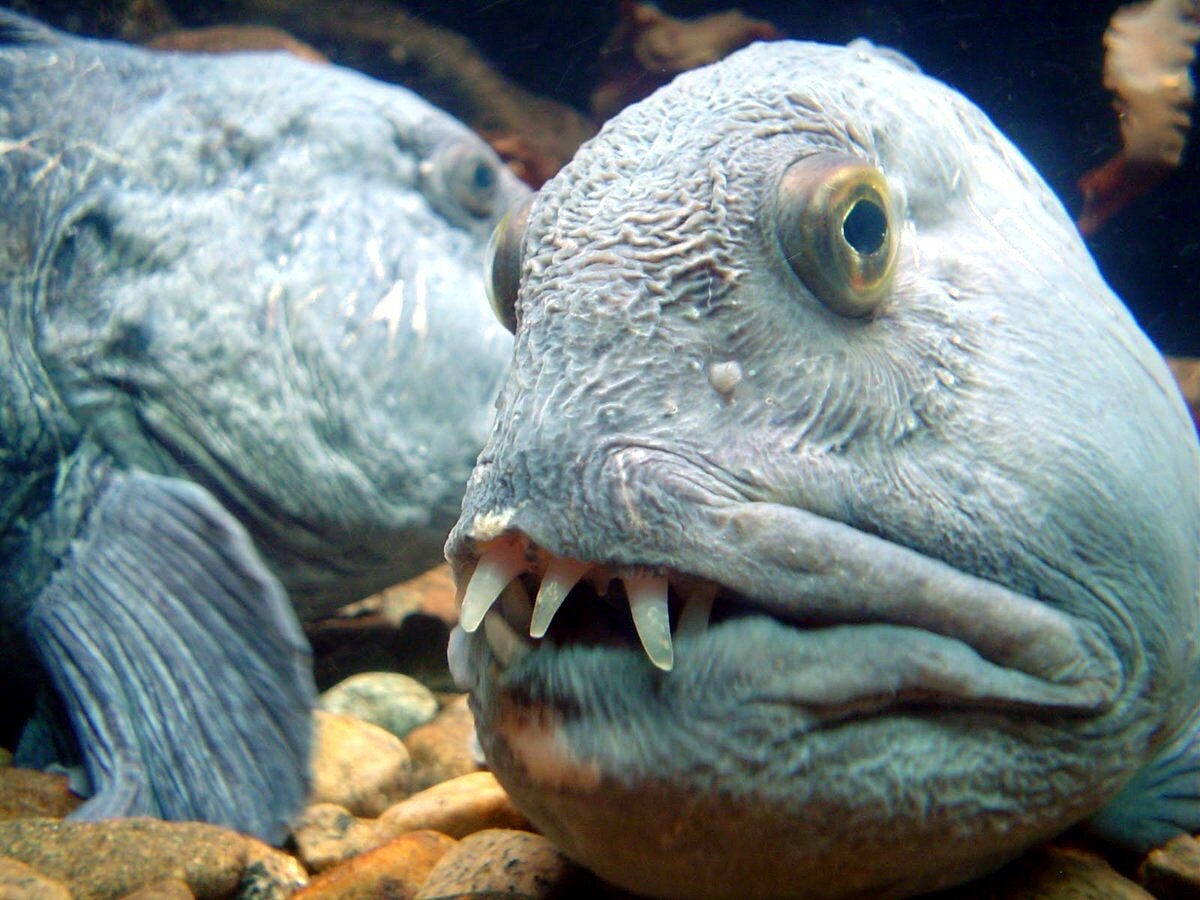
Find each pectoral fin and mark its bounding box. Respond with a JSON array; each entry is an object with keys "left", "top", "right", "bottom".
[
  {"left": 1089, "top": 700, "right": 1200, "bottom": 851},
  {"left": 18, "top": 470, "right": 315, "bottom": 844}
]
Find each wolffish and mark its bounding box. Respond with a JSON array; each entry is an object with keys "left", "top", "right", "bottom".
[
  {"left": 0, "top": 10, "right": 526, "bottom": 843},
  {"left": 447, "top": 38, "right": 1200, "bottom": 899}
]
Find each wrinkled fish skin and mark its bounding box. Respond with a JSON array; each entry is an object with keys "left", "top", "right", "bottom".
[
  {"left": 0, "top": 14, "right": 524, "bottom": 617},
  {"left": 447, "top": 38, "right": 1200, "bottom": 899},
  {"left": 0, "top": 10, "right": 525, "bottom": 844}
]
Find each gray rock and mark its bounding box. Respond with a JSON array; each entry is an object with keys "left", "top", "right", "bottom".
[{"left": 320, "top": 673, "right": 440, "bottom": 740}]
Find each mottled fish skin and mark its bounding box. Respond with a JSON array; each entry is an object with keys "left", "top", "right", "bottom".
[
  {"left": 0, "top": 15, "right": 525, "bottom": 617},
  {"left": 0, "top": 10, "right": 526, "bottom": 842},
  {"left": 447, "top": 39, "right": 1200, "bottom": 899}
]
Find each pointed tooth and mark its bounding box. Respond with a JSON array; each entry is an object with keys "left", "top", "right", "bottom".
[
  {"left": 484, "top": 608, "right": 530, "bottom": 667},
  {"left": 531, "top": 558, "right": 590, "bottom": 638},
  {"left": 460, "top": 545, "right": 526, "bottom": 633},
  {"left": 447, "top": 625, "right": 475, "bottom": 691},
  {"left": 625, "top": 573, "right": 674, "bottom": 671},
  {"left": 676, "top": 583, "right": 717, "bottom": 640}
]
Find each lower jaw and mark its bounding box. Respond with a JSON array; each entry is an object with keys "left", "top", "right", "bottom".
[
  {"left": 459, "top": 618, "right": 1130, "bottom": 899},
  {"left": 473, "top": 687, "right": 1095, "bottom": 900}
]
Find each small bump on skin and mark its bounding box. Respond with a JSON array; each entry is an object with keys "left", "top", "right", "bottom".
[{"left": 706, "top": 360, "right": 743, "bottom": 398}]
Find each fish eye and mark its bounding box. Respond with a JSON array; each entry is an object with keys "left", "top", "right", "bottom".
[
  {"left": 484, "top": 195, "right": 533, "bottom": 333},
  {"left": 439, "top": 140, "right": 501, "bottom": 219},
  {"left": 774, "top": 152, "right": 899, "bottom": 317}
]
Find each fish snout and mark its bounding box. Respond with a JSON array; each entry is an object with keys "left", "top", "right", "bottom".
[{"left": 446, "top": 440, "right": 749, "bottom": 672}]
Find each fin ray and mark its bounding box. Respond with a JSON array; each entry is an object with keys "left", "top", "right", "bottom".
[
  {"left": 18, "top": 471, "right": 315, "bottom": 844},
  {"left": 1089, "top": 700, "right": 1200, "bottom": 850}
]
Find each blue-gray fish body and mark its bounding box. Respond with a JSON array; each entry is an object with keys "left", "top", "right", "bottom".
[
  {"left": 0, "top": 10, "right": 526, "bottom": 843},
  {"left": 447, "top": 39, "right": 1200, "bottom": 898}
]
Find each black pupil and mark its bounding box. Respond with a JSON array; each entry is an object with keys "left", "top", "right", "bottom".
[
  {"left": 842, "top": 199, "right": 887, "bottom": 255},
  {"left": 472, "top": 161, "right": 495, "bottom": 191}
]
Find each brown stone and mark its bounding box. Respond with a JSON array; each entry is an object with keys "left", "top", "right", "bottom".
[
  {"left": 295, "top": 830, "right": 457, "bottom": 900},
  {"left": 942, "top": 844, "right": 1152, "bottom": 898},
  {"left": 0, "top": 818, "right": 247, "bottom": 899},
  {"left": 147, "top": 25, "right": 327, "bottom": 62},
  {"left": 310, "top": 710, "right": 412, "bottom": 817},
  {"left": 378, "top": 565, "right": 459, "bottom": 628},
  {"left": 240, "top": 840, "right": 309, "bottom": 898},
  {"left": 1167, "top": 357, "right": 1200, "bottom": 432},
  {"left": 377, "top": 772, "right": 527, "bottom": 841},
  {"left": 309, "top": 565, "right": 457, "bottom": 693},
  {"left": 403, "top": 694, "right": 482, "bottom": 792},
  {"left": 291, "top": 803, "right": 385, "bottom": 874},
  {"left": 117, "top": 877, "right": 195, "bottom": 899},
  {"left": 0, "top": 768, "right": 82, "bottom": 820},
  {"left": 0, "top": 856, "right": 72, "bottom": 899},
  {"left": 1139, "top": 832, "right": 1200, "bottom": 899},
  {"left": 415, "top": 829, "right": 578, "bottom": 900}
]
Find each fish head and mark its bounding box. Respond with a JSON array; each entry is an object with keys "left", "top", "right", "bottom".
[
  {"left": 446, "top": 40, "right": 1200, "bottom": 898},
  {"left": 9, "top": 26, "right": 528, "bottom": 607}
]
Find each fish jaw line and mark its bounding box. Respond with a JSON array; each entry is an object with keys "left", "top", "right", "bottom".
[
  {"left": 448, "top": 498, "right": 1123, "bottom": 728},
  {"left": 447, "top": 501, "right": 1128, "bottom": 899}
]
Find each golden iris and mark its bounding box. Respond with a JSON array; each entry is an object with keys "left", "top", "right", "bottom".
[
  {"left": 484, "top": 195, "right": 532, "bottom": 333},
  {"left": 774, "top": 152, "right": 899, "bottom": 317}
]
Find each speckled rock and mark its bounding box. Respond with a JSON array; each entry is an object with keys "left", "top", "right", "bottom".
[
  {"left": 403, "top": 694, "right": 482, "bottom": 792},
  {"left": 0, "top": 768, "right": 81, "bottom": 820},
  {"left": 0, "top": 817, "right": 248, "bottom": 899},
  {"left": 239, "top": 840, "right": 309, "bottom": 899},
  {"left": 1139, "top": 832, "right": 1200, "bottom": 899},
  {"left": 415, "top": 829, "right": 579, "bottom": 900},
  {"left": 311, "top": 710, "right": 412, "bottom": 817},
  {"left": 940, "top": 844, "right": 1153, "bottom": 898},
  {"left": 0, "top": 856, "right": 72, "bottom": 899},
  {"left": 295, "top": 830, "right": 457, "bottom": 899},
  {"left": 291, "top": 803, "right": 385, "bottom": 874},
  {"left": 377, "top": 772, "right": 528, "bottom": 840},
  {"left": 117, "top": 877, "right": 195, "bottom": 899},
  {"left": 320, "top": 673, "right": 440, "bottom": 741}
]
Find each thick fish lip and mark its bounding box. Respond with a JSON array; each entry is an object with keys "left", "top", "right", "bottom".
[
  {"left": 447, "top": 495, "right": 1123, "bottom": 723},
  {"left": 446, "top": 480, "right": 1128, "bottom": 899}
]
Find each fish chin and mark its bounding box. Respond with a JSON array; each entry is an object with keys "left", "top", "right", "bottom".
[{"left": 447, "top": 499, "right": 1128, "bottom": 898}]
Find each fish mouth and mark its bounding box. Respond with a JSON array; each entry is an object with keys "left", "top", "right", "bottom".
[
  {"left": 448, "top": 498, "right": 1122, "bottom": 717},
  {"left": 445, "top": 497, "right": 1127, "bottom": 897}
]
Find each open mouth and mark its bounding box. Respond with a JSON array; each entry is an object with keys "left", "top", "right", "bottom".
[
  {"left": 456, "top": 532, "right": 736, "bottom": 672},
  {"left": 446, "top": 502, "right": 1134, "bottom": 900},
  {"left": 449, "top": 499, "right": 1125, "bottom": 721}
]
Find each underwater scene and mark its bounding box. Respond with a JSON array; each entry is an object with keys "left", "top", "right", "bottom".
[{"left": 0, "top": 0, "right": 1198, "bottom": 897}]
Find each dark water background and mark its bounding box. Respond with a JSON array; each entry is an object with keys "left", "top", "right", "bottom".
[
  {"left": 418, "top": 0, "right": 1200, "bottom": 356},
  {"left": 21, "top": 0, "right": 1200, "bottom": 355}
]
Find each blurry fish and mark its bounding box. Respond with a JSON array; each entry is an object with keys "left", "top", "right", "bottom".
[{"left": 0, "top": 9, "right": 526, "bottom": 843}]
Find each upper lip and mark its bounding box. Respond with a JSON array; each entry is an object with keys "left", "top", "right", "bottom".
[{"left": 448, "top": 493, "right": 1124, "bottom": 717}]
